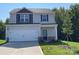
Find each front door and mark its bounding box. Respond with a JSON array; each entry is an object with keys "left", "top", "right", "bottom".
[{"left": 42, "top": 29, "right": 47, "bottom": 40}]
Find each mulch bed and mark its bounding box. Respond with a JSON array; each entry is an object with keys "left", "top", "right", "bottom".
[{"left": 59, "top": 45, "right": 72, "bottom": 49}]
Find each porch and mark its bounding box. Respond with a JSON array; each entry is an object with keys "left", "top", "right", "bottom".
[{"left": 39, "top": 24, "right": 58, "bottom": 42}]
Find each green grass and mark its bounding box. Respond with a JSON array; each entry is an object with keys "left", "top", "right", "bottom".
[
  {"left": 0, "top": 39, "right": 7, "bottom": 45},
  {"left": 39, "top": 40, "right": 79, "bottom": 55}
]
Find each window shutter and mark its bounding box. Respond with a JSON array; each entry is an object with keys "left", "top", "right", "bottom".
[
  {"left": 47, "top": 15, "right": 48, "bottom": 21},
  {"left": 16, "top": 14, "right": 20, "bottom": 23},
  {"left": 29, "top": 14, "right": 33, "bottom": 23},
  {"left": 41, "top": 15, "right": 42, "bottom": 21}
]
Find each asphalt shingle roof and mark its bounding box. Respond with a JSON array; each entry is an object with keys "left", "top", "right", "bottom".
[{"left": 10, "top": 8, "right": 54, "bottom": 14}]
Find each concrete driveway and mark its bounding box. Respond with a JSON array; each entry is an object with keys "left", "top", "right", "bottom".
[{"left": 0, "top": 41, "right": 43, "bottom": 55}]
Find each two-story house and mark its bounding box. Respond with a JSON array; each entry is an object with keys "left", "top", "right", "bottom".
[{"left": 6, "top": 8, "right": 58, "bottom": 41}]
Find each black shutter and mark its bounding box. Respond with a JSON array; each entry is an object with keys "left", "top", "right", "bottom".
[
  {"left": 16, "top": 14, "right": 20, "bottom": 23},
  {"left": 29, "top": 14, "right": 33, "bottom": 23},
  {"left": 41, "top": 15, "right": 42, "bottom": 22},
  {"left": 47, "top": 15, "right": 48, "bottom": 22}
]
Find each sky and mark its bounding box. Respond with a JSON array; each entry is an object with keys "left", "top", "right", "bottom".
[{"left": 0, "top": 3, "right": 72, "bottom": 22}]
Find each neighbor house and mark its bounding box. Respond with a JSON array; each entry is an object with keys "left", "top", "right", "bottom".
[{"left": 6, "top": 8, "right": 58, "bottom": 41}]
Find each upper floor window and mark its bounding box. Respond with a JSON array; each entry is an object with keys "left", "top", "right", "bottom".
[
  {"left": 20, "top": 14, "right": 29, "bottom": 23},
  {"left": 41, "top": 14, "right": 48, "bottom": 22},
  {"left": 20, "top": 14, "right": 24, "bottom": 22}
]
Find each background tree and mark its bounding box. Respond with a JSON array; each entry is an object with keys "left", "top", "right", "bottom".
[
  {"left": 70, "top": 4, "right": 79, "bottom": 41},
  {"left": 62, "top": 10, "right": 73, "bottom": 41},
  {"left": 0, "top": 18, "right": 9, "bottom": 39},
  {"left": 5, "top": 18, "right": 9, "bottom": 24},
  {"left": 53, "top": 7, "right": 66, "bottom": 40},
  {"left": 0, "top": 20, "right": 5, "bottom": 39}
]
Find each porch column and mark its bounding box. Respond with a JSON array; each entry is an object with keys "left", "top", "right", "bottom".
[
  {"left": 5, "top": 26, "right": 7, "bottom": 40},
  {"left": 55, "top": 25, "right": 58, "bottom": 40}
]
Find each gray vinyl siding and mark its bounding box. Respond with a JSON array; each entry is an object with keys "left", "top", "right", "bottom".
[{"left": 9, "top": 13, "right": 55, "bottom": 24}]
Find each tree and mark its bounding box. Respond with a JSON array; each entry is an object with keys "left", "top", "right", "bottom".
[
  {"left": 62, "top": 10, "right": 73, "bottom": 41},
  {"left": 5, "top": 18, "right": 9, "bottom": 24},
  {"left": 0, "top": 20, "right": 5, "bottom": 39},
  {"left": 53, "top": 4, "right": 79, "bottom": 41},
  {"left": 0, "top": 20, "right": 5, "bottom": 31},
  {"left": 70, "top": 4, "right": 79, "bottom": 41},
  {"left": 53, "top": 7, "right": 66, "bottom": 39}
]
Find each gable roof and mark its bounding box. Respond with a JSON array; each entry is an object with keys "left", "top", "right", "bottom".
[
  {"left": 10, "top": 8, "right": 54, "bottom": 14},
  {"left": 17, "top": 8, "right": 32, "bottom": 13}
]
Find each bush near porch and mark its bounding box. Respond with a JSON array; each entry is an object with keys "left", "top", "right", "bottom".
[
  {"left": 39, "top": 40, "right": 79, "bottom": 55},
  {"left": 0, "top": 39, "right": 7, "bottom": 45}
]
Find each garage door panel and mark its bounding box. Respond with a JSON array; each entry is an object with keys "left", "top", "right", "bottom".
[{"left": 9, "top": 29, "right": 39, "bottom": 41}]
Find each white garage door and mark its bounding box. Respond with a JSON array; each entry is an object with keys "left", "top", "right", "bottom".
[{"left": 9, "top": 29, "right": 39, "bottom": 41}]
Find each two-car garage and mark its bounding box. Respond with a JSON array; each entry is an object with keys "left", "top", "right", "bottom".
[{"left": 6, "top": 24, "right": 40, "bottom": 41}]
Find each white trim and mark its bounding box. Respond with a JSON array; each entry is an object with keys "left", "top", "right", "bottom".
[
  {"left": 5, "top": 26, "right": 8, "bottom": 41},
  {"left": 6, "top": 24, "right": 57, "bottom": 27},
  {"left": 17, "top": 13, "right": 32, "bottom": 14},
  {"left": 5, "top": 26, "right": 7, "bottom": 40},
  {"left": 6, "top": 24, "right": 41, "bottom": 27},
  {"left": 55, "top": 25, "right": 58, "bottom": 40},
  {"left": 41, "top": 24, "right": 57, "bottom": 27}
]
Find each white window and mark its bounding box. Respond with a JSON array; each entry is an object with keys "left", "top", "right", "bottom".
[
  {"left": 20, "top": 14, "right": 29, "bottom": 23},
  {"left": 25, "top": 14, "right": 29, "bottom": 22},
  {"left": 20, "top": 14, "right": 24, "bottom": 23},
  {"left": 41, "top": 15, "right": 48, "bottom": 22}
]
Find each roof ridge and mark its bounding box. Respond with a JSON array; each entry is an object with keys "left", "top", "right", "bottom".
[{"left": 10, "top": 8, "right": 53, "bottom": 14}]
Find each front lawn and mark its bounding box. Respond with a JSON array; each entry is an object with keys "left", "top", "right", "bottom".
[
  {"left": 39, "top": 40, "right": 79, "bottom": 55},
  {"left": 0, "top": 39, "right": 7, "bottom": 45}
]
